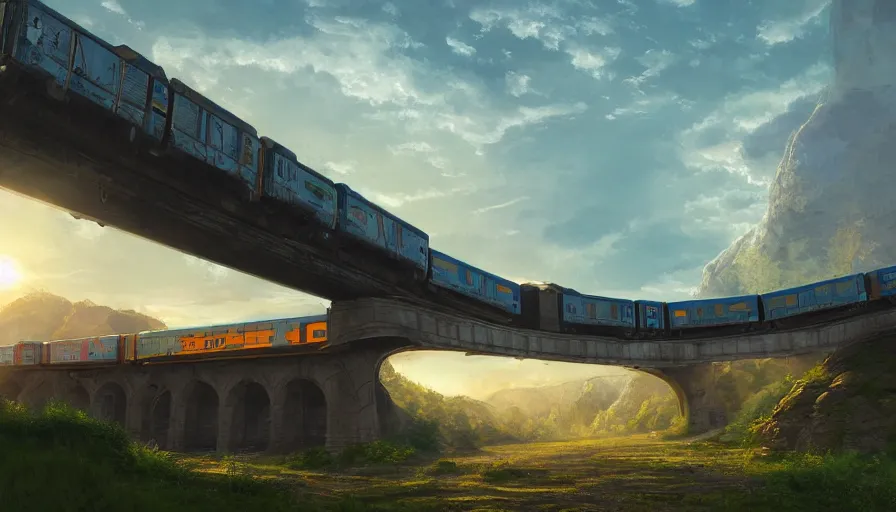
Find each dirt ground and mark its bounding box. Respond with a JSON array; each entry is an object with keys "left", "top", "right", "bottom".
[{"left": 178, "top": 434, "right": 764, "bottom": 511}]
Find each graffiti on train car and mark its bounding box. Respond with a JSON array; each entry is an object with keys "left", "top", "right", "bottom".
[
  {"left": 0, "top": 346, "right": 13, "bottom": 366},
  {"left": 265, "top": 152, "right": 338, "bottom": 227},
  {"left": 135, "top": 317, "right": 327, "bottom": 359},
  {"left": 47, "top": 336, "right": 118, "bottom": 364},
  {"left": 13, "top": 342, "right": 42, "bottom": 366},
  {"left": 344, "top": 193, "right": 394, "bottom": 250},
  {"left": 18, "top": 4, "right": 73, "bottom": 91}
]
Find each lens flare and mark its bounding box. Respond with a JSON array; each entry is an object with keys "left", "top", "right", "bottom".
[{"left": 0, "top": 255, "right": 23, "bottom": 291}]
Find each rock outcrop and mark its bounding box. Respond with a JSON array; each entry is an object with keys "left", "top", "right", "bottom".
[
  {"left": 699, "top": 0, "right": 896, "bottom": 298},
  {"left": 0, "top": 292, "right": 166, "bottom": 345},
  {"left": 755, "top": 334, "right": 896, "bottom": 454}
]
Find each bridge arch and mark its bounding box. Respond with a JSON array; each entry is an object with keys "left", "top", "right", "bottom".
[
  {"left": 183, "top": 380, "right": 219, "bottom": 452},
  {"left": 93, "top": 381, "right": 128, "bottom": 427},
  {"left": 225, "top": 380, "right": 270, "bottom": 453},
  {"left": 281, "top": 378, "right": 327, "bottom": 451},
  {"left": 139, "top": 385, "right": 173, "bottom": 450}
]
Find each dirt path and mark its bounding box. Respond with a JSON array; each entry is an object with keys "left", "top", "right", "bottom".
[{"left": 184, "top": 434, "right": 764, "bottom": 511}]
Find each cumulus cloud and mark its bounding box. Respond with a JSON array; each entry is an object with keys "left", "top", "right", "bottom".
[
  {"left": 756, "top": 0, "right": 830, "bottom": 45},
  {"left": 446, "top": 37, "right": 477, "bottom": 56}
]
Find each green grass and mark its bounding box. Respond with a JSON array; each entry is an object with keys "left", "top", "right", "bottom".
[
  {"left": 0, "top": 399, "right": 335, "bottom": 512},
  {"left": 2, "top": 399, "right": 896, "bottom": 511}
]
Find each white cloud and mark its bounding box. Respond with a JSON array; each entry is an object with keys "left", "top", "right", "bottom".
[
  {"left": 323, "top": 161, "right": 355, "bottom": 176},
  {"left": 661, "top": 0, "right": 696, "bottom": 6},
  {"left": 566, "top": 46, "right": 621, "bottom": 80},
  {"left": 505, "top": 71, "right": 532, "bottom": 97},
  {"left": 757, "top": 0, "right": 830, "bottom": 45},
  {"left": 624, "top": 49, "right": 677, "bottom": 87},
  {"left": 469, "top": 5, "right": 616, "bottom": 76},
  {"left": 473, "top": 196, "right": 529, "bottom": 215},
  {"left": 382, "top": 2, "right": 399, "bottom": 17},
  {"left": 446, "top": 37, "right": 476, "bottom": 57},
  {"left": 679, "top": 62, "right": 830, "bottom": 182},
  {"left": 151, "top": 16, "right": 585, "bottom": 155},
  {"left": 100, "top": 0, "right": 125, "bottom": 16}
]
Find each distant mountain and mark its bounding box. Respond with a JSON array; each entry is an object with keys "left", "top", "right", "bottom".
[
  {"left": 484, "top": 375, "right": 632, "bottom": 417},
  {"left": 0, "top": 291, "right": 166, "bottom": 345}
]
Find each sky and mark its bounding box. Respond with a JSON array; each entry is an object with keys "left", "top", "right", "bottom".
[{"left": 0, "top": 0, "right": 834, "bottom": 398}]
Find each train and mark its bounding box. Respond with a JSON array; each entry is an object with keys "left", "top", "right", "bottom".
[
  {"left": 2, "top": 0, "right": 896, "bottom": 349},
  {"left": 0, "top": 315, "right": 328, "bottom": 368}
]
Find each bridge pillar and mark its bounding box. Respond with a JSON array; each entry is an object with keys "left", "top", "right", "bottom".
[
  {"left": 315, "top": 340, "right": 413, "bottom": 451},
  {"left": 646, "top": 362, "right": 728, "bottom": 435}
]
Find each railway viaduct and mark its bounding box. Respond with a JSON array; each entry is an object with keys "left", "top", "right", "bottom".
[{"left": 2, "top": 297, "right": 893, "bottom": 454}]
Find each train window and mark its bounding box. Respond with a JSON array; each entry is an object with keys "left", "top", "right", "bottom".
[
  {"left": 785, "top": 294, "right": 797, "bottom": 306},
  {"left": 815, "top": 285, "right": 829, "bottom": 295},
  {"left": 313, "top": 329, "right": 326, "bottom": 338},
  {"left": 587, "top": 303, "right": 598, "bottom": 319},
  {"left": 465, "top": 270, "right": 473, "bottom": 286},
  {"left": 610, "top": 303, "right": 618, "bottom": 319},
  {"left": 696, "top": 308, "right": 703, "bottom": 318},
  {"left": 714, "top": 304, "right": 724, "bottom": 317},
  {"left": 277, "top": 159, "right": 284, "bottom": 179}
]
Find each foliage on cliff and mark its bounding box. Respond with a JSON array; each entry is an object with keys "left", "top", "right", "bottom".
[
  {"left": 0, "top": 291, "right": 166, "bottom": 345},
  {"left": 752, "top": 334, "right": 896, "bottom": 454},
  {"left": 703, "top": 225, "right": 874, "bottom": 297}
]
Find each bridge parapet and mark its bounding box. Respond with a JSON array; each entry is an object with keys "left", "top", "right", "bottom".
[{"left": 329, "top": 298, "right": 894, "bottom": 367}]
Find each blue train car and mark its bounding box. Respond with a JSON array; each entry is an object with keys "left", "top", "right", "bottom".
[
  {"left": 561, "top": 289, "right": 635, "bottom": 329},
  {"left": 0, "top": 1, "right": 169, "bottom": 141},
  {"left": 168, "top": 78, "right": 260, "bottom": 192},
  {"left": 667, "top": 295, "right": 760, "bottom": 329},
  {"left": 635, "top": 300, "right": 666, "bottom": 331},
  {"left": 866, "top": 265, "right": 896, "bottom": 300},
  {"left": 760, "top": 274, "right": 867, "bottom": 321},
  {"left": 335, "top": 183, "right": 429, "bottom": 273},
  {"left": 429, "top": 249, "right": 520, "bottom": 315},
  {"left": 258, "top": 137, "right": 338, "bottom": 228}
]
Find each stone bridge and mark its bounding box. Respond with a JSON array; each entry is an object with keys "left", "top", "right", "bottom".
[{"left": 3, "top": 297, "right": 893, "bottom": 452}]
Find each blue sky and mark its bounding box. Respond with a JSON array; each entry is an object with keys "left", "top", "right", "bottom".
[{"left": 0, "top": 0, "right": 833, "bottom": 396}]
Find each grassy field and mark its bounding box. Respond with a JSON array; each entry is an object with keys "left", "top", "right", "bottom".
[
  {"left": 186, "top": 434, "right": 896, "bottom": 511},
  {"left": 2, "top": 401, "right": 895, "bottom": 511}
]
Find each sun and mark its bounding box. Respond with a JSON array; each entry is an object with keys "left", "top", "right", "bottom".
[{"left": 0, "top": 255, "right": 23, "bottom": 291}]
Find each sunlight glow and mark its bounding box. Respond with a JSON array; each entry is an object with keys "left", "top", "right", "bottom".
[{"left": 0, "top": 255, "right": 23, "bottom": 291}]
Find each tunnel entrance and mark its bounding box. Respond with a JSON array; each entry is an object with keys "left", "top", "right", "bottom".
[
  {"left": 183, "top": 381, "right": 219, "bottom": 452},
  {"left": 282, "top": 379, "right": 327, "bottom": 451},
  {"left": 227, "top": 381, "right": 271, "bottom": 453},
  {"left": 0, "top": 380, "right": 21, "bottom": 402},
  {"left": 149, "top": 390, "right": 172, "bottom": 450},
  {"left": 94, "top": 382, "right": 127, "bottom": 427}
]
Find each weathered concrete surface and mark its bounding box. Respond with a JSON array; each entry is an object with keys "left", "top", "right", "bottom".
[
  {"left": 328, "top": 298, "right": 896, "bottom": 367},
  {"left": 0, "top": 345, "right": 403, "bottom": 453},
  {"left": 644, "top": 364, "right": 728, "bottom": 434}
]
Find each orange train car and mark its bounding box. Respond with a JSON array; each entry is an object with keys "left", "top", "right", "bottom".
[{"left": 128, "top": 314, "right": 328, "bottom": 361}]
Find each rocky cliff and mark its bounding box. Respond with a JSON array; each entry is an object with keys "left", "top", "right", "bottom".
[
  {"left": 0, "top": 292, "right": 166, "bottom": 345},
  {"left": 755, "top": 334, "right": 896, "bottom": 454},
  {"left": 698, "top": 0, "right": 896, "bottom": 297}
]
